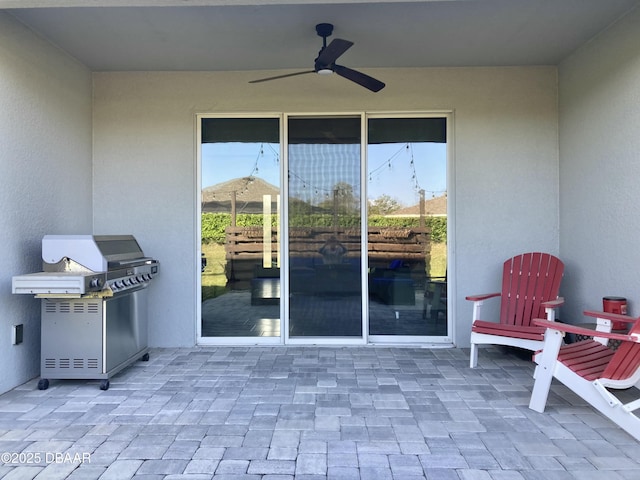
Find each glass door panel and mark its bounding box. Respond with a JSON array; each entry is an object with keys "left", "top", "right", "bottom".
[
  {"left": 287, "top": 116, "right": 363, "bottom": 338},
  {"left": 200, "top": 117, "right": 281, "bottom": 339},
  {"left": 367, "top": 117, "right": 448, "bottom": 338}
]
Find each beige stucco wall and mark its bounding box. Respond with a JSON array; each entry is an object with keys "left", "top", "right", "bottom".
[
  {"left": 93, "top": 67, "right": 560, "bottom": 348},
  {"left": 0, "top": 12, "right": 93, "bottom": 394},
  {"left": 559, "top": 6, "right": 640, "bottom": 323}
]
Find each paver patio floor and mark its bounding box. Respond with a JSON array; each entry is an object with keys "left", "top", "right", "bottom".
[{"left": 1, "top": 345, "right": 639, "bottom": 479}]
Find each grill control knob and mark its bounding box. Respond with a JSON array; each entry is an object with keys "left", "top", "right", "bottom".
[{"left": 90, "top": 277, "right": 104, "bottom": 289}]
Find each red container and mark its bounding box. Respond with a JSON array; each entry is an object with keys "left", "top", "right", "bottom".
[{"left": 603, "top": 296, "right": 628, "bottom": 330}]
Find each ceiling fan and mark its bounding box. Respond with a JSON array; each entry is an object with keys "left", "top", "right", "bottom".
[{"left": 249, "top": 23, "right": 385, "bottom": 93}]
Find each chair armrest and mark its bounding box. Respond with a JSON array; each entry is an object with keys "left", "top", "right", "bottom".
[
  {"left": 583, "top": 310, "right": 636, "bottom": 326},
  {"left": 467, "top": 292, "right": 501, "bottom": 323},
  {"left": 532, "top": 319, "right": 640, "bottom": 343},
  {"left": 465, "top": 292, "right": 500, "bottom": 302},
  {"left": 541, "top": 297, "right": 563, "bottom": 322},
  {"left": 541, "top": 298, "right": 564, "bottom": 309}
]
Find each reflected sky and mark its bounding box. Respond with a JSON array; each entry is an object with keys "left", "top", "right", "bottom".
[{"left": 202, "top": 141, "right": 446, "bottom": 208}]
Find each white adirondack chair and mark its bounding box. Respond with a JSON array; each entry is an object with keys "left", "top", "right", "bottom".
[{"left": 529, "top": 310, "right": 640, "bottom": 441}]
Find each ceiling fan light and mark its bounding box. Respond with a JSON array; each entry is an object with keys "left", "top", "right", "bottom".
[{"left": 317, "top": 68, "right": 333, "bottom": 75}]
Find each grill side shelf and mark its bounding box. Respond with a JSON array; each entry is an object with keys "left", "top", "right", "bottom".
[{"left": 12, "top": 272, "right": 106, "bottom": 296}]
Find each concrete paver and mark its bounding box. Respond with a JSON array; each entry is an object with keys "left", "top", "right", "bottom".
[{"left": 0, "top": 346, "right": 639, "bottom": 479}]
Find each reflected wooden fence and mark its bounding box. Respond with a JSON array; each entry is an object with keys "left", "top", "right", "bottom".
[{"left": 224, "top": 226, "right": 430, "bottom": 290}]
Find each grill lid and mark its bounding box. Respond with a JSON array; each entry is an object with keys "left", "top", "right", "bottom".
[
  {"left": 43, "top": 235, "right": 146, "bottom": 272},
  {"left": 13, "top": 234, "right": 158, "bottom": 297}
]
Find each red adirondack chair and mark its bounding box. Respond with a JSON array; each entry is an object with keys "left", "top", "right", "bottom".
[
  {"left": 466, "top": 252, "right": 564, "bottom": 368},
  {"left": 529, "top": 311, "right": 640, "bottom": 441}
]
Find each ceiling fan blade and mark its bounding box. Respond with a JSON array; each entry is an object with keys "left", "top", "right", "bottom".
[
  {"left": 249, "top": 70, "right": 315, "bottom": 83},
  {"left": 316, "top": 38, "right": 353, "bottom": 67},
  {"left": 333, "top": 64, "right": 385, "bottom": 92}
]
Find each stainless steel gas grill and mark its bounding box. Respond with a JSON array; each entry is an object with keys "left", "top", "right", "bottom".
[{"left": 12, "top": 235, "right": 159, "bottom": 390}]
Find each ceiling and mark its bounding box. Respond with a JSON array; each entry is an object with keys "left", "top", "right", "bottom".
[{"left": 4, "top": 0, "right": 640, "bottom": 72}]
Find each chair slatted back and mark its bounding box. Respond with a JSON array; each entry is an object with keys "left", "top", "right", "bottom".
[
  {"left": 500, "top": 253, "right": 564, "bottom": 328},
  {"left": 602, "top": 318, "right": 640, "bottom": 381}
]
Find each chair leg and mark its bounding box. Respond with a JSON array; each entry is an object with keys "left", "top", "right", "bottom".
[
  {"left": 529, "top": 366, "right": 554, "bottom": 412},
  {"left": 555, "top": 367, "right": 640, "bottom": 441},
  {"left": 469, "top": 342, "right": 478, "bottom": 368},
  {"left": 529, "top": 329, "right": 563, "bottom": 412}
]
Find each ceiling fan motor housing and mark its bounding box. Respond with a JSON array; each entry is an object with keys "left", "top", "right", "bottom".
[{"left": 316, "top": 23, "right": 334, "bottom": 38}]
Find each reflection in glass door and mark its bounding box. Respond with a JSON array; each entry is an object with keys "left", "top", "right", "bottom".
[
  {"left": 367, "top": 117, "right": 448, "bottom": 340},
  {"left": 287, "top": 116, "right": 363, "bottom": 339},
  {"left": 198, "top": 114, "right": 450, "bottom": 345},
  {"left": 199, "top": 117, "right": 281, "bottom": 340}
]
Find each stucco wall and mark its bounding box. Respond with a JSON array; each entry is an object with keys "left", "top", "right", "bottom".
[
  {"left": 0, "top": 12, "right": 93, "bottom": 394},
  {"left": 559, "top": 6, "right": 640, "bottom": 323},
  {"left": 93, "top": 66, "right": 559, "bottom": 348}
]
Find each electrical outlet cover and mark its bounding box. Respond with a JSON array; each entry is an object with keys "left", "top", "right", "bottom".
[{"left": 13, "top": 324, "right": 23, "bottom": 345}]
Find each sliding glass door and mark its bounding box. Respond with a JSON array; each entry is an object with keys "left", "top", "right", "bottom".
[
  {"left": 367, "top": 116, "right": 449, "bottom": 341},
  {"left": 199, "top": 117, "right": 281, "bottom": 342},
  {"left": 198, "top": 113, "right": 450, "bottom": 345},
  {"left": 286, "top": 116, "right": 364, "bottom": 340}
]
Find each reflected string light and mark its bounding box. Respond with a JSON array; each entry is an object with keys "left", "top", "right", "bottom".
[{"left": 368, "top": 142, "right": 447, "bottom": 199}]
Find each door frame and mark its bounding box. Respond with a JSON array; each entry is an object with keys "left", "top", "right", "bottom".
[{"left": 196, "top": 111, "right": 454, "bottom": 346}]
